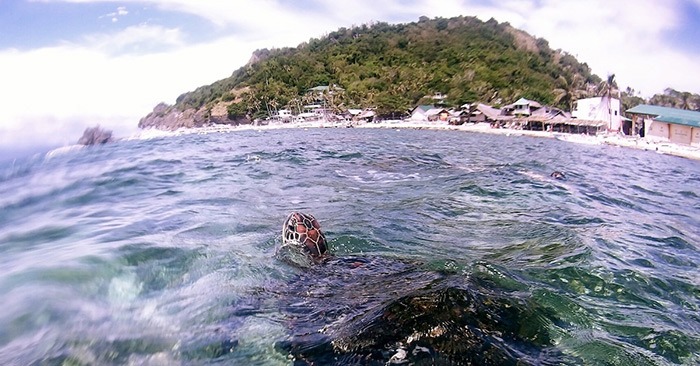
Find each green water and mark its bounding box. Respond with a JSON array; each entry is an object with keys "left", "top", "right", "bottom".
[{"left": 0, "top": 128, "right": 698, "bottom": 365}]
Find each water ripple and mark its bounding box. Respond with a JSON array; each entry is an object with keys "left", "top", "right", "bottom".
[{"left": 0, "top": 129, "right": 698, "bottom": 365}]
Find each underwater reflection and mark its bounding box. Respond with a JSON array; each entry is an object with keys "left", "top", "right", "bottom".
[{"left": 267, "top": 257, "right": 580, "bottom": 365}]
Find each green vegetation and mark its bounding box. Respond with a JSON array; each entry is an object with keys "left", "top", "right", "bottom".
[
  {"left": 169, "top": 16, "right": 699, "bottom": 121},
  {"left": 648, "top": 88, "right": 700, "bottom": 110},
  {"left": 172, "top": 16, "right": 602, "bottom": 119}
]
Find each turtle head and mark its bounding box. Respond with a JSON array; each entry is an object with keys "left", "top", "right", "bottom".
[
  {"left": 550, "top": 171, "right": 566, "bottom": 180},
  {"left": 281, "top": 212, "right": 329, "bottom": 263}
]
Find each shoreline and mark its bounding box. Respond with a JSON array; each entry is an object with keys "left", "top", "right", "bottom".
[
  {"left": 129, "top": 121, "right": 700, "bottom": 162},
  {"left": 361, "top": 121, "right": 700, "bottom": 161}
]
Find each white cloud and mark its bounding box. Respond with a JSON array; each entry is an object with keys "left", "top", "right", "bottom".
[
  {"left": 100, "top": 5, "right": 129, "bottom": 22},
  {"left": 505, "top": 0, "right": 687, "bottom": 96},
  {"left": 83, "top": 24, "right": 185, "bottom": 54},
  {"left": 0, "top": 34, "right": 257, "bottom": 149}
]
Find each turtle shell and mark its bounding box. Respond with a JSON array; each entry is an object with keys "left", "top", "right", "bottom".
[{"left": 282, "top": 212, "right": 328, "bottom": 258}]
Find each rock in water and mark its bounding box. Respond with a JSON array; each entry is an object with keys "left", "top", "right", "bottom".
[{"left": 78, "top": 126, "right": 114, "bottom": 145}]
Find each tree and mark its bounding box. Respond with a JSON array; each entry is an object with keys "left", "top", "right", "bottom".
[
  {"left": 597, "top": 74, "right": 618, "bottom": 130},
  {"left": 553, "top": 74, "right": 587, "bottom": 111},
  {"left": 620, "top": 87, "right": 645, "bottom": 113},
  {"left": 165, "top": 15, "right": 604, "bottom": 125},
  {"left": 597, "top": 73, "right": 618, "bottom": 99},
  {"left": 227, "top": 102, "right": 247, "bottom": 120},
  {"left": 649, "top": 88, "right": 700, "bottom": 111}
]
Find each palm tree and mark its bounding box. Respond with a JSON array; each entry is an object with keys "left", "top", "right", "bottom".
[
  {"left": 597, "top": 74, "right": 617, "bottom": 99},
  {"left": 649, "top": 88, "right": 700, "bottom": 110},
  {"left": 679, "top": 91, "right": 692, "bottom": 110},
  {"left": 597, "top": 74, "right": 618, "bottom": 131},
  {"left": 649, "top": 92, "right": 675, "bottom": 108},
  {"left": 553, "top": 74, "right": 587, "bottom": 111}
]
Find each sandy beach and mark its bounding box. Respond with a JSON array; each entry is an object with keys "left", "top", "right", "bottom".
[
  {"left": 362, "top": 121, "right": 700, "bottom": 161},
  {"left": 131, "top": 120, "right": 700, "bottom": 162}
]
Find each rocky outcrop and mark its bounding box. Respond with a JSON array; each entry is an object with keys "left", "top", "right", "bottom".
[
  {"left": 138, "top": 102, "right": 251, "bottom": 130},
  {"left": 78, "top": 126, "right": 114, "bottom": 145},
  {"left": 247, "top": 48, "right": 273, "bottom": 66},
  {"left": 138, "top": 103, "right": 206, "bottom": 130}
]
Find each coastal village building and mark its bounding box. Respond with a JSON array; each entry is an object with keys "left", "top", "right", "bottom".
[
  {"left": 451, "top": 104, "right": 486, "bottom": 124},
  {"left": 522, "top": 106, "right": 569, "bottom": 131},
  {"left": 346, "top": 109, "right": 363, "bottom": 119},
  {"left": 490, "top": 98, "right": 604, "bottom": 134},
  {"left": 431, "top": 92, "right": 448, "bottom": 106},
  {"left": 627, "top": 105, "right": 700, "bottom": 146},
  {"left": 451, "top": 103, "right": 509, "bottom": 125},
  {"left": 307, "top": 85, "right": 344, "bottom": 98},
  {"left": 426, "top": 108, "right": 450, "bottom": 122},
  {"left": 409, "top": 105, "right": 434, "bottom": 121},
  {"left": 401, "top": 98, "right": 601, "bottom": 134},
  {"left": 275, "top": 109, "right": 293, "bottom": 123},
  {"left": 503, "top": 98, "right": 542, "bottom": 117},
  {"left": 403, "top": 97, "right": 608, "bottom": 135},
  {"left": 572, "top": 97, "right": 622, "bottom": 132},
  {"left": 354, "top": 109, "right": 376, "bottom": 122},
  {"left": 475, "top": 103, "right": 502, "bottom": 122},
  {"left": 409, "top": 105, "right": 468, "bottom": 123}
]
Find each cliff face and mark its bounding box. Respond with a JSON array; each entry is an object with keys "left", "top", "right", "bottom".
[
  {"left": 138, "top": 49, "right": 267, "bottom": 130},
  {"left": 138, "top": 102, "right": 250, "bottom": 130},
  {"left": 138, "top": 103, "right": 206, "bottom": 130}
]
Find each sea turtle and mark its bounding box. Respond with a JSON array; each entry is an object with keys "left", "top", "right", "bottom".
[
  {"left": 550, "top": 171, "right": 566, "bottom": 180},
  {"left": 271, "top": 212, "right": 579, "bottom": 365},
  {"left": 280, "top": 212, "right": 329, "bottom": 264}
]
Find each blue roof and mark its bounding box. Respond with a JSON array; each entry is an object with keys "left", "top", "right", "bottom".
[
  {"left": 413, "top": 105, "right": 433, "bottom": 112},
  {"left": 626, "top": 104, "right": 700, "bottom": 128}
]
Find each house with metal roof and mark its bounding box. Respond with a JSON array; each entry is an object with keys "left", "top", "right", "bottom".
[
  {"left": 307, "top": 85, "right": 344, "bottom": 102},
  {"left": 425, "top": 108, "right": 450, "bottom": 122},
  {"left": 475, "top": 103, "right": 503, "bottom": 122},
  {"left": 407, "top": 105, "right": 450, "bottom": 122},
  {"left": 626, "top": 104, "right": 700, "bottom": 146},
  {"left": 408, "top": 105, "right": 435, "bottom": 121},
  {"left": 502, "top": 98, "right": 542, "bottom": 117},
  {"left": 307, "top": 85, "right": 344, "bottom": 93}
]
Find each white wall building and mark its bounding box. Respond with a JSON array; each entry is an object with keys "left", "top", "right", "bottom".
[{"left": 572, "top": 97, "right": 622, "bottom": 132}]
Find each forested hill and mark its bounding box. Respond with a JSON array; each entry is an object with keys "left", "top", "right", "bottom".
[{"left": 139, "top": 16, "right": 603, "bottom": 129}]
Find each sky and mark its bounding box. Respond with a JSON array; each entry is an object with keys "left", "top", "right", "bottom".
[{"left": 1, "top": 0, "right": 700, "bottom": 154}]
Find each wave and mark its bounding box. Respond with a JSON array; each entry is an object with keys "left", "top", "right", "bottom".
[
  {"left": 44, "top": 144, "right": 84, "bottom": 159},
  {"left": 124, "top": 128, "right": 183, "bottom": 141}
]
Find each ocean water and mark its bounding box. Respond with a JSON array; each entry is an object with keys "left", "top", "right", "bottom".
[{"left": 0, "top": 128, "right": 698, "bottom": 365}]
